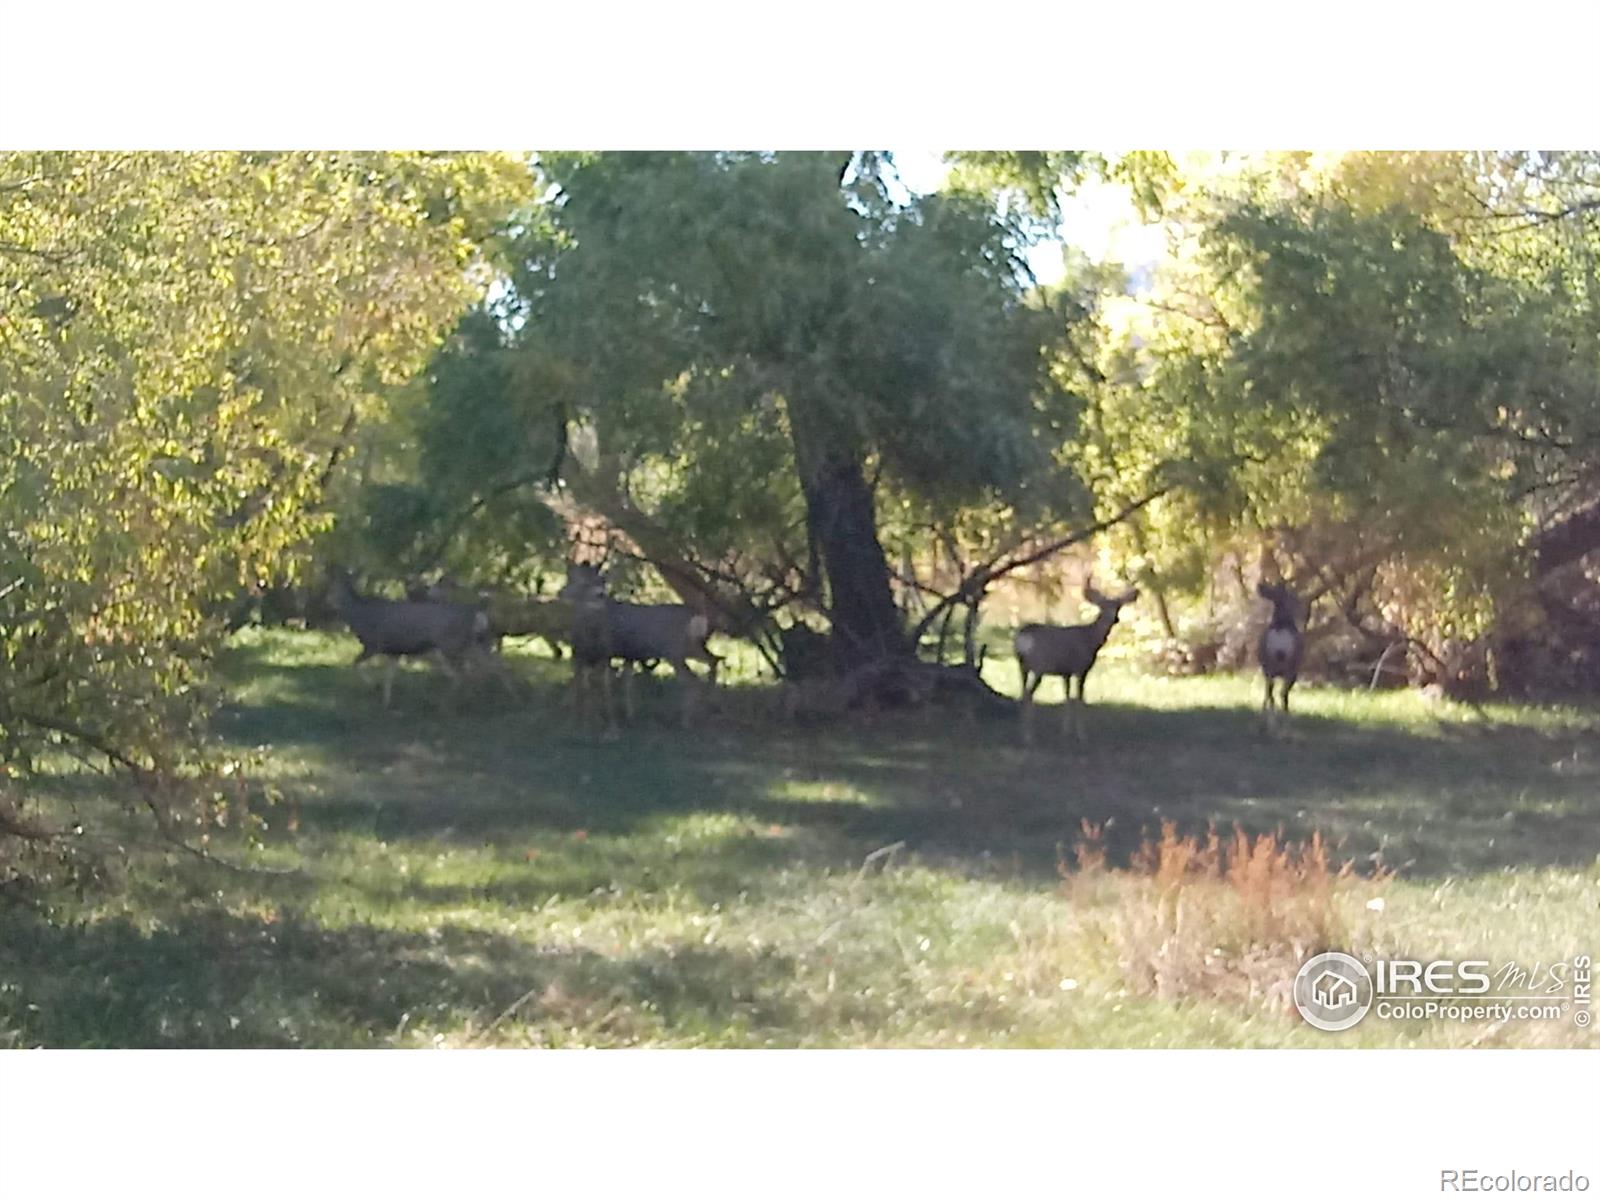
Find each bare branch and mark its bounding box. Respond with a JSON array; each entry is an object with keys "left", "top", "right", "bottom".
[
  {"left": 12, "top": 709, "right": 155, "bottom": 780},
  {"left": 0, "top": 239, "right": 79, "bottom": 264},
  {"left": 0, "top": 795, "right": 67, "bottom": 841},
  {"left": 908, "top": 487, "right": 1171, "bottom": 645}
]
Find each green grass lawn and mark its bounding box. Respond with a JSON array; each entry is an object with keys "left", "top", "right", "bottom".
[{"left": 2, "top": 627, "right": 1596, "bottom": 1047}]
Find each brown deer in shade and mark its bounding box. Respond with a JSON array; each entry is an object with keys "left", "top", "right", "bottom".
[
  {"left": 1256, "top": 580, "right": 1305, "bottom": 732},
  {"left": 1015, "top": 583, "right": 1139, "bottom": 745},
  {"left": 330, "top": 570, "right": 495, "bottom": 708},
  {"left": 558, "top": 563, "right": 719, "bottom": 732},
  {"left": 409, "top": 576, "right": 574, "bottom": 661}
]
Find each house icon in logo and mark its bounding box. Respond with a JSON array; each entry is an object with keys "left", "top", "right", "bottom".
[
  {"left": 1312, "top": 969, "right": 1358, "bottom": 1010},
  {"left": 1294, "top": 952, "right": 1374, "bottom": 1031}
]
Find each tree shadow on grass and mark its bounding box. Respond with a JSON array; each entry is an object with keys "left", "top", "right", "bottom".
[
  {"left": 215, "top": 641, "right": 1600, "bottom": 886},
  {"left": 0, "top": 907, "right": 511, "bottom": 1047},
  {"left": 0, "top": 906, "right": 817, "bottom": 1048},
  {"left": 12, "top": 642, "right": 1595, "bottom": 1048}
]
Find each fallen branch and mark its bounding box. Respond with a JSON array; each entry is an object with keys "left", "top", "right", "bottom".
[
  {"left": 857, "top": 840, "right": 907, "bottom": 881},
  {"left": 478, "top": 983, "right": 546, "bottom": 1043}
]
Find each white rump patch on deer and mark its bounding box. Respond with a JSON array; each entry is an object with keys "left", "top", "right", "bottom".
[
  {"left": 1015, "top": 631, "right": 1036, "bottom": 656},
  {"left": 1264, "top": 628, "right": 1296, "bottom": 661},
  {"left": 688, "top": 614, "right": 710, "bottom": 642}
]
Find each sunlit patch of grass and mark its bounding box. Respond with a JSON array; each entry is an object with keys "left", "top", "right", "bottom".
[{"left": 768, "top": 778, "right": 881, "bottom": 807}]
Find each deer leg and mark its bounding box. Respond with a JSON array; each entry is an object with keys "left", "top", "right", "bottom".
[
  {"left": 577, "top": 660, "right": 595, "bottom": 724},
  {"left": 476, "top": 646, "right": 518, "bottom": 700},
  {"left": 672, "top": 657, "right": 698, "bottom": 729},
  {"left": 596, "top": 662, "right": 617, "bottom": 738},
  {"left": 700, "top": 659, "right": 717, "bottom": 717},
  {"left": 569, "top": 660, "right": 587, "bottom": 716},
  {"left": 381, "top": 658, "right": 398, "bottom": 709},
  {"left": 1020, "top": 671, "right": 1041, "bottom": 745},
  {"left": 486, "top": 639, "right": 522, "bottom": 699},
  {"left": 620, "top": 663, "right": 638, "bottom": 723},
  {"left": 433, "top": 652, "right": 465, "bottom": 713},
  {"left": 1074, "top": 676, "right": 1088, "bottom": 745},
  {"left": 495, "top": 653, "right": 522, "bottom": 699},
  {"left": 1281, "top": 677, "right": 1295, "bottom": 715},
  {"left": 583, "top": 663, "right": 600, "bottom": 725}
]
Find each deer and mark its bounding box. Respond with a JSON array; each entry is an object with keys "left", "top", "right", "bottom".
[
  {"left": 408, "top": 576, "right": 573, "bottom": 660},
  {"left": 1256, "top": 580, "right": 1305, "bottom": 733},
  {"left": 557, "top": 562, "right": 720, "bottom": 732},
  {"left": 330, "top": 570, "right": 497, "bottom": 708},
  {"left": 1015, "top": 583, "right": 1139, "bottom": 745},
  {"left": 487, "top": 594, "right": 574, "bottom": 660}
]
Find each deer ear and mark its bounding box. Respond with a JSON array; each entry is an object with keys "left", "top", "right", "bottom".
[
  {"left": 1084, "top": 584, "right": 1107, "bottom": 605},
  {"left": 1121, "top": 588, "right": 1140, "bottom": 604},
  {"left": 1256, "top": 581, "right": 1272, "bottom": 599}
]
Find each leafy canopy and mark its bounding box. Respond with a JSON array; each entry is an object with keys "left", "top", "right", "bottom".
[
  {"left": 372, "top": 152, "right": 1087, "bottom": 636},
  {"left": 0, "top": 151, "right": 530, "bottom": 872}
]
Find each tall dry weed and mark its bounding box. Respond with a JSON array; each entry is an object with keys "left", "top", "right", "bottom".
[{"left": 1063, "top": 820, "right": 1390, "bottom": 1017}]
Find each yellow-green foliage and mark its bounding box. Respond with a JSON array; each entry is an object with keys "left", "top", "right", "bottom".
[
  {"left": 0, "top": 152, "right": 531, "bottom": 861},
  {"left": 1056, "top": 153, "right": 1595, "bottom": 662}
]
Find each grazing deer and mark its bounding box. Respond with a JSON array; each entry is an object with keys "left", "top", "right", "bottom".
[
  {"left": 558, "top": 563, "right": 719, "bottom": 731},
  {"left": 331, "top": 570, "right": 495, "bottom": 708},
  {"left": 1015, "top": 583, "right": 1139, "bottom": 745},
  {"left": 1256, "top": 580, "right": 1305, "bottom": 732}
]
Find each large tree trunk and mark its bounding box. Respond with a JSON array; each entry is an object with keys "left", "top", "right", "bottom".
[
  {"left": 801, "top": 457, "right": 908, "bottom": 665},
  {"left": 786, "top": 399, "right": 907, "bottom": 668}
]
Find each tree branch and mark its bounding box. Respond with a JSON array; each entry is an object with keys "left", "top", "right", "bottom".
[
  {"left": 13, "top": 709, "right": 154, "bottom": 779},
  {"left": 908, "top": 487, "right": 1171, "bottom": 645},
  {"left": 0, "top": 795, "right": 67, "bottom": 841}
]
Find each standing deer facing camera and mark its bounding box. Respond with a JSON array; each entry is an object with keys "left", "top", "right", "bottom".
[
  {"left": 1256, "top": 581, "right": 1304, "bottom": 732},
  {"left": 1015, "top": 583, "right": 1139, "bottom": 745}
]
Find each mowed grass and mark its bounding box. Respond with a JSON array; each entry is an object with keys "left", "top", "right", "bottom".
[{"left": 2, "top": 627, "right": 1597, "bottom": 1048}]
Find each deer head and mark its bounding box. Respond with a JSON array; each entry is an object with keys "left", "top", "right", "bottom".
[
  {"left": 1084, "top": 580, "right": 1140, "bottom": 620},
  {"left": 1256, "top": 580, "right": 1301, "bottom": 628}
]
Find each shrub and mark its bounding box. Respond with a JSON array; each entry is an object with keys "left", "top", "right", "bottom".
[{"left": 1064, "top": 820, "right": 1390, "bottom": 1017}]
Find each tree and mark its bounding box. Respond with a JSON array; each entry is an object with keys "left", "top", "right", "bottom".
[
  {"left": 0, "top": 151, "right": 530, "bottom": 883},
  {"left": 1049, "top": 152, "right": 1600, "bottom": 690},
  {"left": 392, "top": 151, "right": 1084, "bottom": 673}
]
